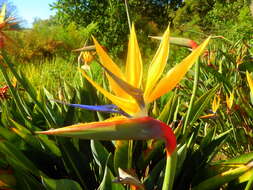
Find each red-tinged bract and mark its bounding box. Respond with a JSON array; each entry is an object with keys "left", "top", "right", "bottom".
[{"left": 37, "top": 117, "right": 176, "bottom": 155}]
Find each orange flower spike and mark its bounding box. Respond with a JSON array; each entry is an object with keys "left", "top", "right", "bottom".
[
  {"left": 11, "top": 77, "right": 17, "bottom": 88},
  {"left": 80, "top": 51, "right": 95, "bottom": 70},
  {"left": 200, "top": 93, "right": 220, "bottom": 119},
  {"left": 226, "top": 91, "right": 234, "bottom": 110},
  {"left": 81, "top": 51, "right": 94, "bottom": 64},
  {"left": 212, "top": 94, "right": 220, "bottom": 113},
  {"left": 246, "top": 71, "right": 253, "bottom": 94}
]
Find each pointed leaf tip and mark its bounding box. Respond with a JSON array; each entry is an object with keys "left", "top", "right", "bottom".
[
  {"left": 144, "top": 26, "right": 170, "bottom": 101},
  {"left": 147, "top": 36, "right": 211, "bottom": 103},
  {"left": 126, "top": 23, "right": 143, "bottom": 88},
  {"left": 247, "top": 71, "right": 253, "bottom": 94},
  {"left": 0, "top": 4, "right": 6, "bottom": 24}
]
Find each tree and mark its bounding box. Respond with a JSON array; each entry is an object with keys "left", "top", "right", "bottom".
[
  {"left": 50, "top": 0, "right": 183, "bottom": 56},
  {"left": 172, "top": 0, "right": 253, "bottom": 39}
]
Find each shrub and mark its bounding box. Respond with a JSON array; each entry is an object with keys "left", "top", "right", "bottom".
[{"left": 5, "top": 20, "right": 98, "bottom": 63}]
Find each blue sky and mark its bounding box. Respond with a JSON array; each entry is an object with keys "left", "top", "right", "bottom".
[{"left": 14, "top": 0, "right": 57, "bottom": 27}]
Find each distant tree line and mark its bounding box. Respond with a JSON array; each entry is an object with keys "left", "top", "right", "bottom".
[
  {"left": 50, "top": 0, "right": 253, "bottom": 54},
  {"left": 49, "top": 0, "right": 185, "bottom": 55}
]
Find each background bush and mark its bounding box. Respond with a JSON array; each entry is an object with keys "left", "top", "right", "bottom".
[{"left": 6, "top": 19, "right": 98, "bottom": 63}]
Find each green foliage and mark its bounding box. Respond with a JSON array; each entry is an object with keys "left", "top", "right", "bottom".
[
  {"left": 51, "top": 0, "right": 128, "bottom": 56},
  {"left": 49, "top": 0, "right": 253, "bottom": 57},
  {"left": 50, "top": 0, "right": 183, "bottom": 56},
  {"left": 1, "top": 33, "right": 253, "bottom": 189},
  {"left": 173, "top": 0, "right": 253, "bottom": 41},
  {"left": 1, "top": 1, "right": 253, "bottom": 189},
  {"left": 6, "top": 20, "right": 98, "bottom": 63}
]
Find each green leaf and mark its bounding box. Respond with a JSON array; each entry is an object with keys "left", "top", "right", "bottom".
[
  {"left": 64, "top": 81, "right": 75, "bottom": 101},
  {"left": 0, "top": 141, "right": 40, "bottom": 176},
  {"left": 144, "top": 158, "right": 165, "bottom": 189},
  {"left": 188, "top": 85, "right": 220, "bottom": 125},
  {"left": 91, "top": 140, "right": 114, "bottom": 176},
  {"left": 137, "top": 140, "right": 164, "bottom": 170},
  {"left": 1, "top": 53, "right": 56, "bottom": 126},
  {"left": 158, "top": 92, "right": 178, "bottom": 124},
  {"left": 200, "top": 129, "right": 231, "bottom": 165},
  {"left": 162, "top": 151, "right": 177, "bottom": 190},
  {"left": 98, "top": 164, "right": 111, "bottom": 190},
  {"left": 42, "top": 176, "right": 82, "bottom": 190},
  {"left": 0, "top": 125, "right": 17, "bottom": 141},
  {"left": 15, "top": 169, "right": 45, "bottom": 190},
  {"left": 43, "top": 87, "right": 54, "bottom": 102},
  {"left": 245, "top": 168, "right": 253, "bottom": 190},
  {"left": 0, "top": 59, "right": 31, "bottom": 121},
  {"left": 237, "top": 168, "right": 253, "bottom": 184},
  {"left": 192, "top": 164, "right": 252, "bottom": 190},
  {"left": 37, "top": 135, "right": 62, "bottom": 157},
  {"left": 203, "top": 64, "right": 232, "bottom": 89},
  {"left": 9, "top": 119, "right": 42, "bottom": 150},
  {"left": 57, "top": 138, "right": 96, "bottom": 189},
  {"left": 175, "top": 143, "right": 187, "bottom": 178},
  {"left": 114, "top": 140, "right": 129, "bottom": 174},
  {"left": 212, "top": 152, "right": 253, "bottom": 166},
  {"left": 98, "top": 154, "right": 124, "bottom": 190}
]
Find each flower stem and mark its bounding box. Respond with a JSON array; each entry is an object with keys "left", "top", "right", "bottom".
[
  {"left": 162, "top": 151, "right": 177, "bottom": 190},
  {"left": 124, "top": 0, "right": 131, "bottom": 32},
  {"left": 128, "top": 140, "right": 133, "bottom": 169},
  {"left": 183, "top": 59, "right": 200, "bottom": 135}
]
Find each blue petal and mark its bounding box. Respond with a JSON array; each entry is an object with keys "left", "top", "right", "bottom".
[{"left": 52, "top": 100, "right": 130, "bottom": 117}]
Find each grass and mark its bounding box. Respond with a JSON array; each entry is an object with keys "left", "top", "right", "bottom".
[
  {"left": 0, "top": 56, "right": 105, "bottom": 96},
  {"left": 19, "top": 58, "right": 79, "bottom": 93}
]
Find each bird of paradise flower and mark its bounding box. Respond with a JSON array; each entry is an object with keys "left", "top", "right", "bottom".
[
  {"left": 200, "top": 94, "right": 221, "bottom": 119},
  {"left": 0, "top": 4, "right": 18, "bottom": 48},
  {"left": 37, "top": 25, "right": 210, "bottom": 157}
]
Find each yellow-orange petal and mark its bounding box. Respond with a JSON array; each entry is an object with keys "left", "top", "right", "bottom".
[
  {"left": 146, "top": 36, "right": 211, "bottom": 103},
  {"left": 212, "top": 94, "right": 220, "bottom": 113},
  {"left": 246, "top": 71, "right": 253, "bottom": 94},
  {"left": 144, "top": 26, "right": 170, "bottom": 101},
  {"left": 93, "top": 37, "right": 129, "bottom": 99},
  {"left": 0, "top": 4, "right": 6, "bottom": 24},
  {"left": 226, "top": 91, "right": 234, "bottom": 110},
  {"left": 125, "top": 24, "right": 143, "bottom": 88},
  {"left": 80, "top": 69, "right": 139, "bottom": 115},
  {"left": 199, "top": 113, "right": 218, "bottom": 119},
  {"left": 81, "top": 51, "right": 94, "bottom": 64},
  {"left": 100, "top": 64, "right": 145, "bottom": 111}
]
